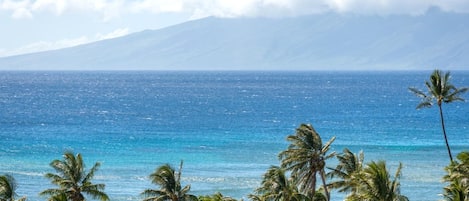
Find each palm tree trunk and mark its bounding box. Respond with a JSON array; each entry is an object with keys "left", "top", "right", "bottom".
[
  {"left": 438, "top": 104, "right": 453, "bottom": 162},
  {"left": 320, "top": 170, "right": 330, "bottom": 201},
  {"left": 311, "top": 171, "right": 317, "bottom": 200}
]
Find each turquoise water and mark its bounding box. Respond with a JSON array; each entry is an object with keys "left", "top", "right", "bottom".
[{"left": 0, "top": 71, "right": 468, "bottom": 201}]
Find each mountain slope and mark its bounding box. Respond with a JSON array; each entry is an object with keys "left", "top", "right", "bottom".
[{"left": 1, "top": 9, "right": 468, "bottom": 70}]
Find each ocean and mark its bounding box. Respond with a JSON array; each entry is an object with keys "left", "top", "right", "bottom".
[{"left": 0, "top": 71, "right": 468, "bottom": 201}]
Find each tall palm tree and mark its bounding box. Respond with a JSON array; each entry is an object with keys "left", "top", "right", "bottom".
[
  {"left": 40, "top": 152, "right": 109, "bottom": 201},
  {"left": 350, "top": 161, "right": 408, "bottom": 201},
  {"left": 0, "top": 174, "right": 26, "bottom": 201},
  {"left": 327, "top": 148, "right": 364, "bottom": 197},
  {"left": 278, "top": 123, "right": 335, "bottom": 201},
  {"left": 141, "top": 161, "right": 197, "bottom": 201},
  {"left": 409, "top": 69, "right": 468, "bottom": 162},
  {"left": 443, "top": 151, "right": 469, "bottom": 201},
  {"left": 251, "top": 166, "right": 307, "bottom": 201}
]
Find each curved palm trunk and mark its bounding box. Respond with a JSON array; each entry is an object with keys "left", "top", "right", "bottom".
[
  {"left": 320, "top": 170, "right": 330, "bottom": 201},
  {"left": 311, "top": 172, "right": 317, "bottom": 200},
  {"left": 438, "top": 104, "right": 453, "bottom": 162}
]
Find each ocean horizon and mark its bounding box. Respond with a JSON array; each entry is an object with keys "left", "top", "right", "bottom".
[{"left": 1, "top": 71, "right": 468, "bottom": 201}]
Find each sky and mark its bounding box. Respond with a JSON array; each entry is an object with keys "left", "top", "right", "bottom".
[{"left": 1, "top": 0, "right": 469, "bottom": 58}]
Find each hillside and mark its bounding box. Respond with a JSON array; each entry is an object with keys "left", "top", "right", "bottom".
[{"left": 1, "top": 9, "right": 468, "bottom": 70}]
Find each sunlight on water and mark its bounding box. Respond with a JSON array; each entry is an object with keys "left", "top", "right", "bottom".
[{"left": 0, "top": 71, "right": 468, "bottom": 201}]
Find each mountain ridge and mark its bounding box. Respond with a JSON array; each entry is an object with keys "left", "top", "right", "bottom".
[{"left": 1, "top": 10, "right": 468, "bottom": 70}]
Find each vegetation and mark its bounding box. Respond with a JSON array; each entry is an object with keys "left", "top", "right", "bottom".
[
  {"left": 4, "top": 134, "right": 469, "bottom": 201},
  {"left": 40, "top": 151, "right": 109, "bottom": 201},
  {"left": 198, "top": 192, "right": 238, "bottom": 201},
  {"left": 327, "top": 149, "right": 408, "bottom": 201},
  {"left": 279, "top": 124, "right": 335, "bottom": 201},
  {"left": 409, "top": 69, "right": 468, "bottom": 162},
  {"left": 0, "top": 174, "right": 26, "bottom": 201},
  {"left": 141, "top": 161, "right": 197, "bottom": 201},
  {"left": 326, "top": 148, "right": 364, "bottom": 198},
  {"left": 347, "top": 161, "right": 408, "bottom": 201},
  {"left": 443, "top": 151, "right": 469, "bottom": 201},
  {"left": 249, "top": 166, "right": 306, "bottom": 201}
]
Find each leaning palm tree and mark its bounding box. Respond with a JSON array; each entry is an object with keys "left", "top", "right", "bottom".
[
  {"left": 40, "top": 152, "right": 109, "bottom": 201},
  {"left": 350, "top": 161, "right": 408, "bottom": 201},
  {"left": 0, "top": 174, "right": 26, "bottom": 201},
  {"left": 250, "top": 166, "right": 307, "bottom": 201},
  {"left": 279, "top": 123, "right": 335, "bottom": 201},
  {"left": 443, "top": 151, "right": 469, "bottom": 201},
  {"left": 327, "top": 148, "right": 364, "bottom": 197},
  {"left": 141, "top": 161, "right": 197, "bottom": 201},
  {"left": 409, "top": 69, "right": 468, "bottom": 162}
]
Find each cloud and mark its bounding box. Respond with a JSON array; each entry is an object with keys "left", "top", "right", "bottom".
[
  {"left": 0, "top": 0, "right": 124, "bottom": 20},
  {"left": 130, "top": 0, "right": 184, "bottom": 13},
  {"left": 324, "top": 0, "right": 469, "bottom": 15},
  {"left": 0, "top": 36, "right": 88, "bottom": 57},
  {"left": 2, "top": 0, "right": 469, "bottom": 20},
  {"left": 0, "top": 28, "right": 129, "bottom": 57},
  {"left": 95, "top": 28, "right": 129, "bottom": 40},
  {"left": 1, "top": 0, "right": 32, "bottom": 19},
  {"left": 11, "top": 7, "right": 32, "bottom": 19},
  {"left": 184, "top": 0, "right": 469, "bottom": 18}
]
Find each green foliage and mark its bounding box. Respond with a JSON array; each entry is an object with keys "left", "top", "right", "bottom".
[
  {"left": 443, "top": 151, "right": 469, "bottom": 201},
  {"left": 409, "top": 70, "right": 468, "bottom": 109},
  {"left": 409, "top": 69, "right": 468, "bottom": 162},
  {"left": 250, "top": 166, "right": 308, "bottom": 201},
  {"left": 40, "top": 151, "right": 109, "bottom": 201},
  {"left": 142, "top": 161, "right": 197, "bottom": 201},
  {"left": 0, "top": 174, "right": 26, "bottom": 201},
  {"left": 198, "top": 192, "right": 238, "bottom": 201},
  {"left": 347, "top": 161, "right": 408, "bottom": 201},
  {"left": 278, "top": 123, "right": 335, "bottom": 201},
  {"left": 327, "top": 148, "right": 365, "bottom": 197}
]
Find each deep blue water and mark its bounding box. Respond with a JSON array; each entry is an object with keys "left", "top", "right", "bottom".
[{"left": 0, "top": 71, "right": 468, "bottom": 201}]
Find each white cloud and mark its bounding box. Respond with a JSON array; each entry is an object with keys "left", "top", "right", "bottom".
[
  {"left": 0, "top": 0, "right": 124, "bottom": 20},
  {"left": 1, "top": 0, "right": 32, "bottom": 19},
  {"left": 185, "top": 0, "right": 469, "bottom": 17},
  {"left": 2, "top": 0, "right": 469, "bottom": 20},
  {"left": 324, "top": 0, "right": 448, "bottom": 15},
  {"left": 0, "top": 28, "right": 129, "bottom": 57},
  {"left": 95, "top": 28, "right": 129, "bottom": 40},
  {"left": 11, "top": 7, "right": 32, "bottom": 19},
  {"left": 130, "top": 0, "right": 184, "bottom": 13},
  {"left": 0, "top": 36, "right": 88, "bottom": 57}
]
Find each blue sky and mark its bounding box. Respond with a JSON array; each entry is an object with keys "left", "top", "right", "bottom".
[{"left": 1, "top": 0, "right": 469, "bottom": 58}]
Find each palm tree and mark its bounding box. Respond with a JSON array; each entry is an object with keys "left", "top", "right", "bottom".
[
  {"left": 251, "top": 166, "right": 307, "bottom": 201},
  {"left": 409, "top": 69, "right": 468, "bottom": 162},
  {"left": 327, "top": 148, "right": 364, "bottom": 198},
  {"left": 350, "top": 161, "right": 408, "bottom": 201},
  {"left": 278, "top": 123, "right": 335, "bottom": 201},
  {"left": 141, "top": 161, "right": 197, "bottom": 201},
  {"left": 443, "top": 151, "right": 469, "bottom": 201},
  {"left": 40, "top": 152, "right": 109, "bottom": 201},
  {"left": 0, "top": 174, "right": 26, "bottom": 201}
]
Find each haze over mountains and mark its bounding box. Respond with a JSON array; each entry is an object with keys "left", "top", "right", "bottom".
[{"left": 1, "top": 8, "right": 468, "bottom": 71}]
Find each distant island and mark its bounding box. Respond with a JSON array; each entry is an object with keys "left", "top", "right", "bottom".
[{"left": 0, "top": 8, "right": 468, "bottom": 71}]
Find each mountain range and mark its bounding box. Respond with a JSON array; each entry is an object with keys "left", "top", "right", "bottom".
[{"left": 1, "top": 8, "right": 468, "bottom": 70}]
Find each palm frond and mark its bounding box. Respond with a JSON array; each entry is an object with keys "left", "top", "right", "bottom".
[
  {"left": 39, "top": 189, "right": 64, "bottom": 197},
  {"left": 42, "top": 152, "right": 108, "bottom": 201},
  {"left": 0, "top": 174, "right": 17, "bottom": 200},
  {"left": 408, "top": 87, "right": 427, "bottom": 98},
  {"left": 410, "top": 69, "right": 468, "bottom": 162}
]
